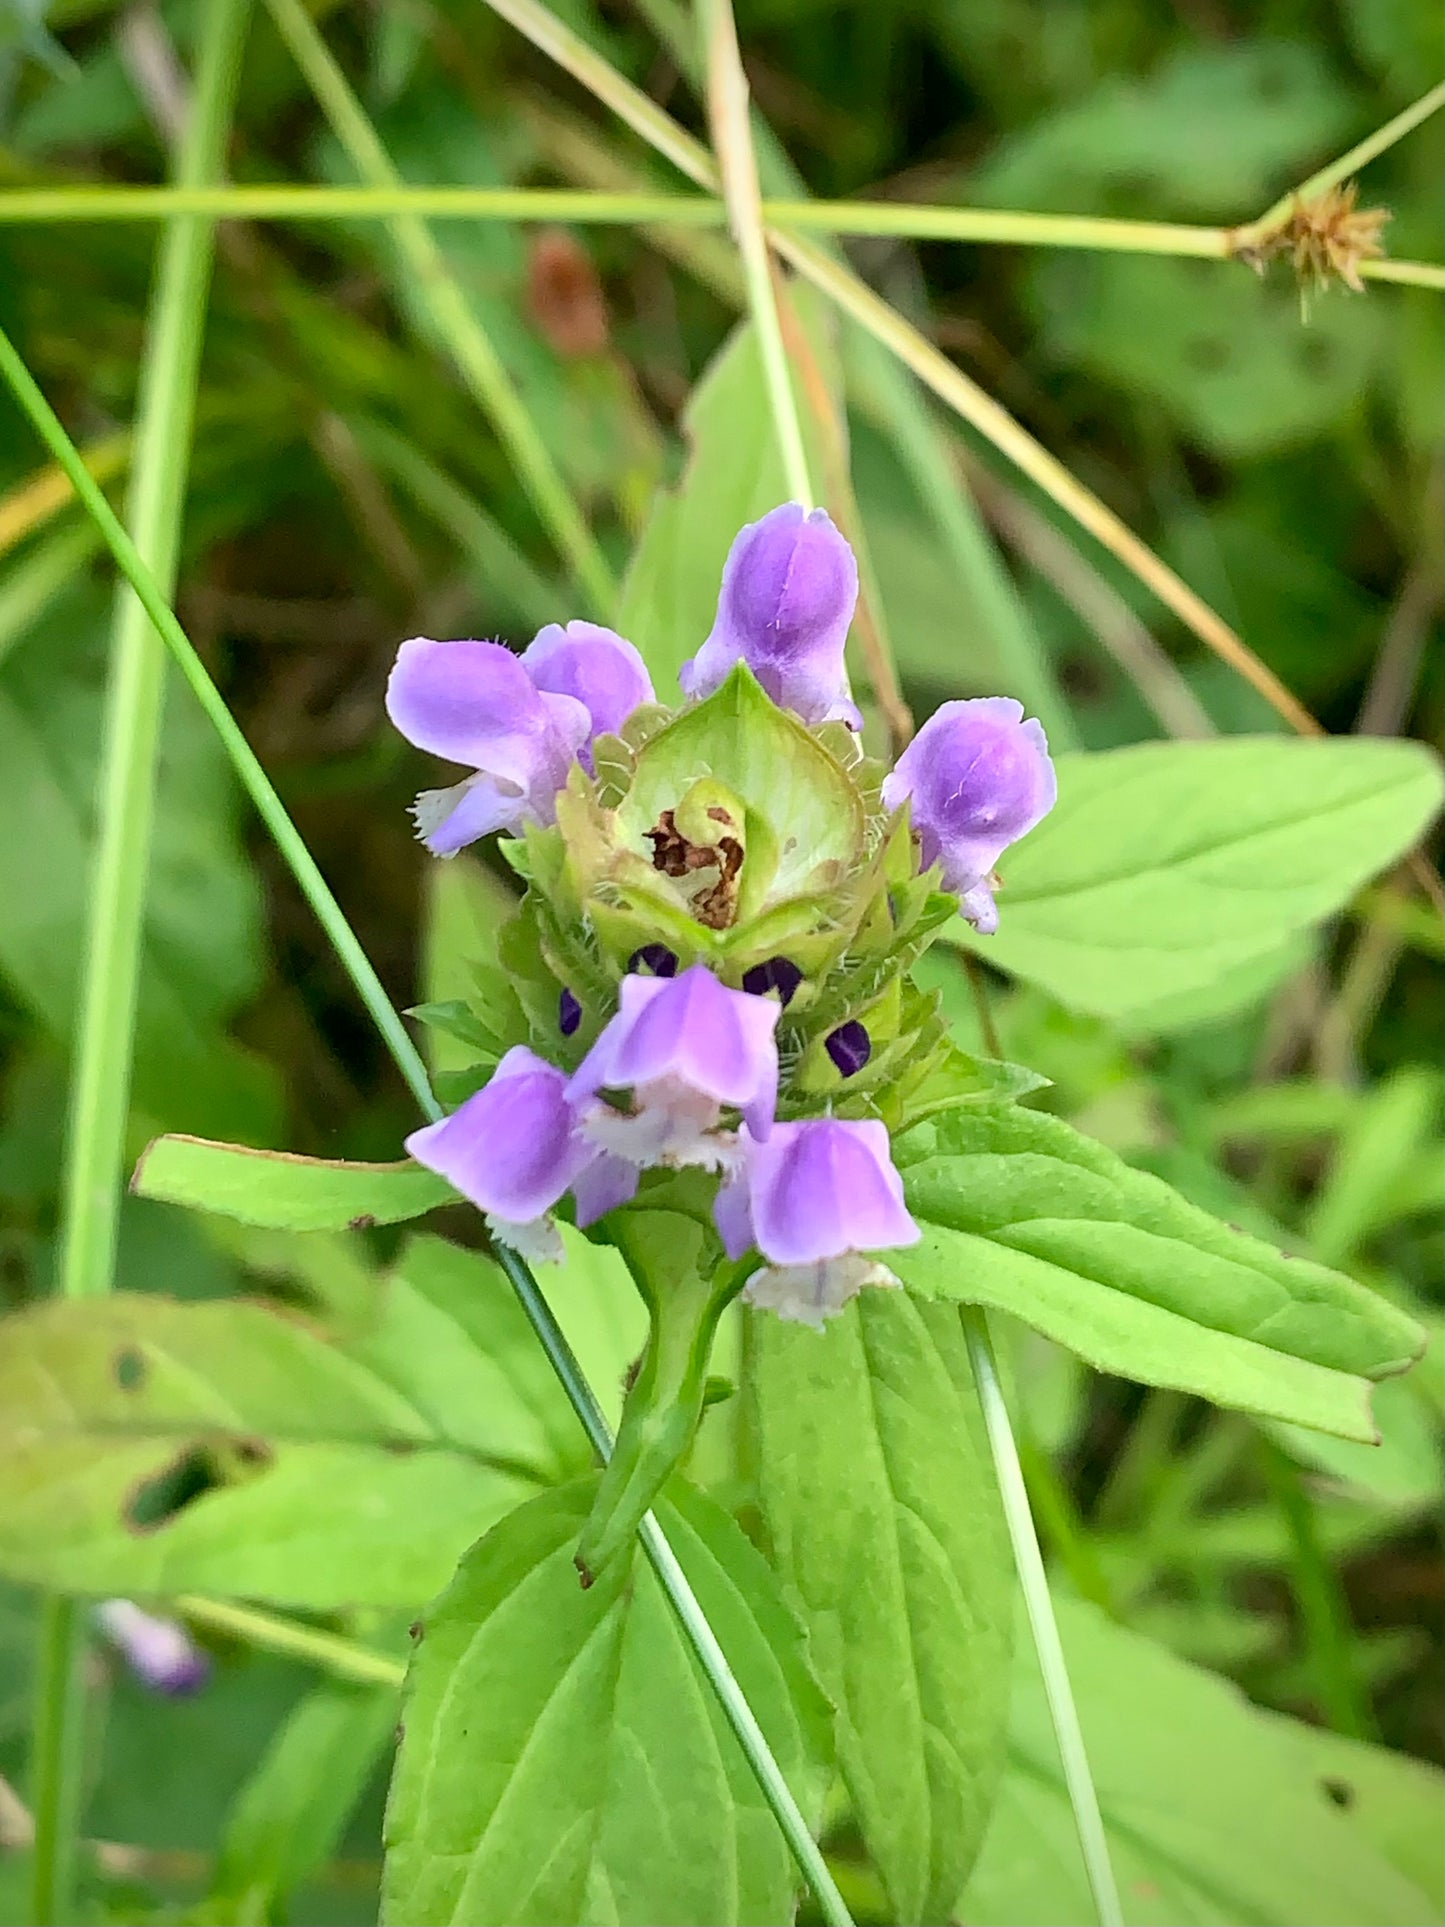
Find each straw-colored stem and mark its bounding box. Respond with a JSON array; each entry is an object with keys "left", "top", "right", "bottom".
[
  {"left": 1, "top": 183, "right": 1439, "bottom": 289},
  {"left": 262, "top": 0, "right": 614, "bottom": 613},
  {"left": 1239, "top": 82, "right": 1445, "bottom": 245},
  {"left": 698, "top": 0, "right": 812, "bottom": 507}
]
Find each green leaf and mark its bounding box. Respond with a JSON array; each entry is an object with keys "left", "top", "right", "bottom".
[
  {"left": 0, "top": 586, "right": 277, "bottom": 1140},
  {"left": 382, "top": 1478, "right": 830, "bottom": 1927},
  {"left": 132, "top": 1132, "right": 457, "bottom": 1229},
  {"left": 963, "top": 1598, "right": 1439, "bottom": 1926},
  {"left": 750, "top": 1291, "right": 1013, "bottom": 1925},
  {"left": 615, "top": 290, "right": 841, "bottom": 693},
  {"left": 0, "top": 1293, "right": 530, "bottom": 1607},
  {"left": 894, "top": 1104, "right": 1423, "bottom": 1440},
  {"left": 207, "top": 1680, "right": 397, "bottom": 1924},
  {"left": 948, "top": 737, "right": 1444, "bottom": 1020}
]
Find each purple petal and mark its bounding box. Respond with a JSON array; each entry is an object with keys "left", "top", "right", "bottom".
[
  {"left": 712, "top": 1169, "right": 755, "bottom": 1261},
  {"left": 679, "top": 504, "right": 860, "bottom": 724},
  {"left": 413, "top": 774, "right": 528, "bottom": 856},
  {"left": 570, "top": 966, "right": 779, "bottom": 1138},
  {"left": 520, "top": 621, "right": 654, "bottom": 750},
  {"left": 95, "top": 1601, "right": 209, "bottom": 1696},
  {"left": 571, "top": 1153, "right": 640, "bottom": 1228},
  {"left": 405, "top": 1046, "right": 594, "bottom": 1220},
  {"left": 741, "top": 1118, "right": 918, "bottom": 1266},
  {"left": 881, "top": 697, "right": 1056, "bottom": 911}
]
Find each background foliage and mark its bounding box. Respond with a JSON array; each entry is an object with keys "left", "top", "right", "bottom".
[{"left": 0, "top": 0, "right": 1440, "bottom": 1920}]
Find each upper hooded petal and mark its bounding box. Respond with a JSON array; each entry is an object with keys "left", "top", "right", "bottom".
[
  {"left": 520, "top": 621, "right": 655, "bottom": 745},
  {"left": 741, "top": 1117, "right": 918, "bottom": 1266}
]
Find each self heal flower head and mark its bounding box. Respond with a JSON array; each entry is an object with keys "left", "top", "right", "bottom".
[
  {"left": 714, "top": 1117, "right": 917, "bottom": 1265},
  {"left": 880, "top": 696, "right": 1055, "bottom": 934},
  {"left": 405, "top": 1046, "right": 635, "bottom": 1261},
  {"left": 519, "top": 621, "right": 654, "bottom": 770},
  {"left": 96, "top": 1600, "right": 208, "bottom": 1696},
  {"left": 679, "top": 503, "right": 861, "bottom": 726},
  {"left": 387, "top": 637, "right": 590, "bottom": 856},
  {"left": 569, "top": 964, "right": 779, "bottom": 1169}
]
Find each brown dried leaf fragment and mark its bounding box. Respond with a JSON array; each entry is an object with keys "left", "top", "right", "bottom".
[{"left": 1239, "top": 182, "right": 1390, "bottom": 295}]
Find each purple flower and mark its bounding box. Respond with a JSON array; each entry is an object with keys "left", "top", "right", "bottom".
[
  {"left": 679, "top": 503, "right": 861, "bottom": 726},
  {"left": 519, "top": 621, "right": 654, "bottom": 770},
  {"left": 714, "top": 1117, "right": 918, "bottom": 1265},
  {"left": 386, "top": 624, "right": 654, "bottom": 856},
  {"left": 569, "top": 965, "right": 780, "bottom": 1170},
  {"left": 95, "top": 1601, "right": 209, "bottom": 1696},
  {"left": 880, "top": 697, "right": 1055, "bottom": 933},
  {"left": 714, "top": 1117, "right": 918, "bottom": 1327},
  {"left": 405, "top": 1045, "right": 636, "bottom": 1260},
  {"left": 387, "top": 638, "right": 589, "bottom": 856}
]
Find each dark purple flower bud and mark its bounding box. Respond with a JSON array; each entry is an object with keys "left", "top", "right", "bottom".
[
  {"left": 520, "top": 621, "right": 654, "bottom": 770},
  {"left": 741, "top": 956, "right": 803, "bottom": 1007},
  {"left": 558, "top": 987, "right": 582, "bottom": 1036},
  {"left": 569, "top": 964, "right": 780, "bottom": 1165},
  {"left": 679, "top": 504, "right": 861, "bottom": 726},
  {"left": 387, "top": 637, "right": 590, "bottom": 856},
  {"left": 96, "top": 1601, "right": 209, "bottom": 1696},
  {"left": 406, "top": 1045, "right": 609, "bottom": 1261},
  {"left": 825, "top": 1020, "right": 871, "bottom": 1077},
  {"left": 625, "top": 943, "right": 679, "bottom": 978},
  {"left": 880, "top": 697, "right": 1056, "bottom": 934}
]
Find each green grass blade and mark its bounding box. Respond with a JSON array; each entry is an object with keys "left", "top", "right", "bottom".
[
  {"left": 25, "top": 3, "right": 253, "bottom": 1918},
  {"left": 262, "top": 0, "right": 615, "bottom": 614},
  {"left": 962, "top": 1307, "right": 1123, "bottom": 1927}
]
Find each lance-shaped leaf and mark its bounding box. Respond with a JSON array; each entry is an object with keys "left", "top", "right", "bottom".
[
  {"left": 132, "top": 1132, "right": 456, "bottom": 1229},
  {"left": 894, "top": 1104, "right": 1423, "bottom": 1440}
]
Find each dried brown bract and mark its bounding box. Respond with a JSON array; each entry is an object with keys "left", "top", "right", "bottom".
[{"left": 1236, "top": 181, "right": 1390, "bottom": 296}]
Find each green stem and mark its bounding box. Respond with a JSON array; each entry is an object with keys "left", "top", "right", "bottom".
[
  {"left": 175, "top": 1597, "right": 406, "bottom": 1688},
  {"left": 1242, "top": 82, "right": 1445, "bottom": 241},
  {"left": 2, "top": 184, "right": 1438, "bottom": 286},
  {"left": 962, "top": 1307, "right": 1123, "bottom": 1927},
  {"left": 1258, "top": 1439, "right": 1376, "bottom": 1741},
  {"left": 0, "top": 313, "right": 852, "bottom": 1927},
  {"left": 698, "top": 0, "right": 813, "bottom": 507},
  {"left": 261, "top": 0, "right": 615, "bottom": 614},
  {"left": 0, "top": 323, "right": 440, "bottom": 1125},
  {"left": 26, "top": 5, "right": 252, "bottom": 1920}
]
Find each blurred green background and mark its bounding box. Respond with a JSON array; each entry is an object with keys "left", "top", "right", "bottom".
[{"left": 0, "top": 0, "right": 1441, "bottom": 1918}]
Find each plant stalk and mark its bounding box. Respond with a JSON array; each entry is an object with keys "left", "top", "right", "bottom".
[
  {"left": 962, "top": 1306, "right": 1123, "bottom": 1927},
  {"left": 698, "top": 0, "right": 813, "bottom": 507},
  {"left": 25, "top": 4, "right": 252, "bottom": 1919}
]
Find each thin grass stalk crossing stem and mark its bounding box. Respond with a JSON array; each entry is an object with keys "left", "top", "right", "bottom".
[
  {"left": 1240, "top": 81, "right": 1445, "bottom": 244},
  {"left": 962, "top": 1306, "right": 1124, "bottom": 1927},
  {"left": 25, "top": 4, "right": 252, "bottom": 1918},
  {"left": 699, "top": 0, "right": 812, "bottom": 508},
  {"left": 261, "top": 0, "right": 615, "bottom": 614},
  {"left": 0, "top": 320, "right": 854, "bottom": 1927}
]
